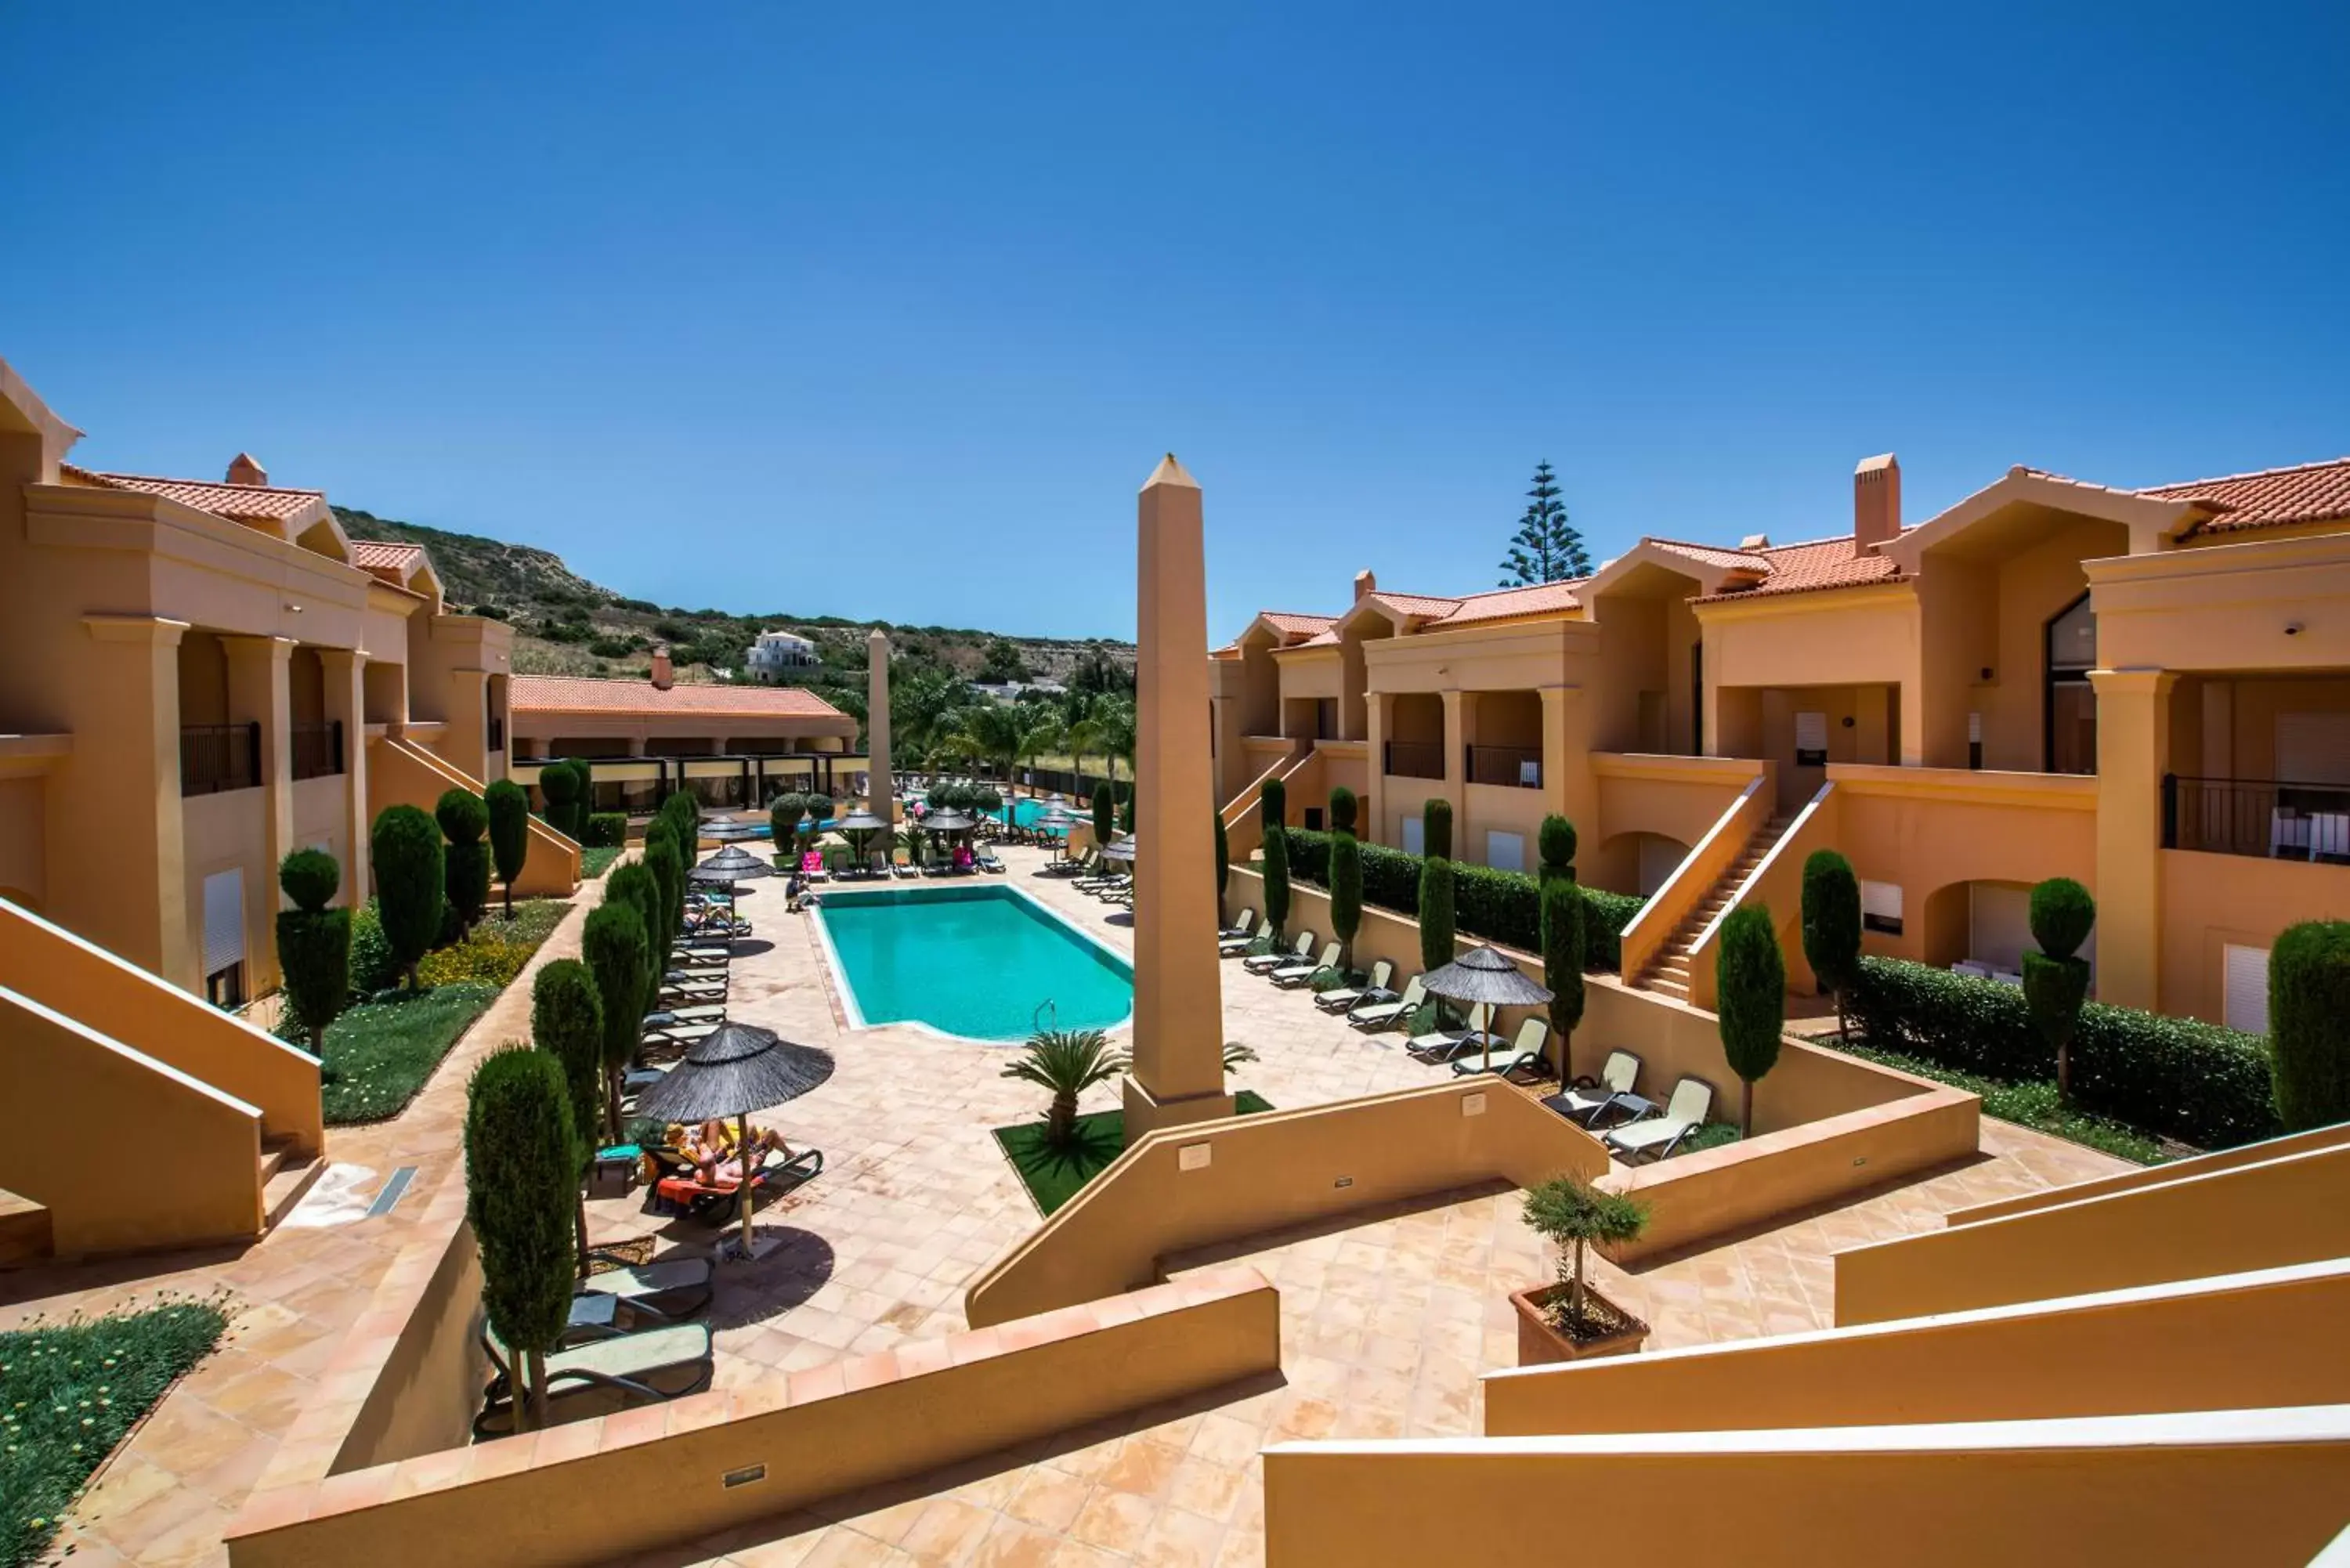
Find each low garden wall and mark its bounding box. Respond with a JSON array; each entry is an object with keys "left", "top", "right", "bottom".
[{"left": 226, "top": 1266, "right": 1280, "bottom": 1568}]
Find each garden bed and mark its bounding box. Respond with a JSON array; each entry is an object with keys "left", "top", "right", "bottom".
[
  {"left": 1, "top": 1297, "right": 229, "bottom": 1568},
  {"left": 995, "top": 1092, "right": 1274, "bottom": 1216},
  {"left": 1829, "top": 1037, "right": 2177, "bottom": 1166},
  {"left": 320, "top": 981, "right": 500, "bottom": 1124},
  {"left": 580, "top": 845, "right": 624, "bottom": 880}
]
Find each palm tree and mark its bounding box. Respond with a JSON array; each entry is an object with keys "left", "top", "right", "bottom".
[
  {"left": 1001, "top": 1028, "right": 1131, "bottom": 1149},
  {"left": 1094, "top": 695, "right": 1136, "bottom": 789},
  {"left": 1063, "top": 698, "right": 1106, "bottom": 794},
  {"left": 944, "top": 702, "right": 1065, "bottom": 795}
]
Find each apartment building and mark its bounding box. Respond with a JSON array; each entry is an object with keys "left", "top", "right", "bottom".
[
  {"left": 1211, "top": 449, "right": 2350, "bottom": 1028},
  {"left": 743, "top": 626, "right": 819, "bottom": 681},
  {"left": 0, "top": 356, "right": 573, "bottom": 1007}
]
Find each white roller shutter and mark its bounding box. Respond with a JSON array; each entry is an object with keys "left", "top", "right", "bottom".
[
  {"left": 202, "top": 869, "right": 245, "bottom": 975},
  {"left": 1861, "top": 880, "right": 1903, "bottom": 936},
  {"left": 1400, "top": 815, "right": 1425, "bottom": 856},
  {"left": 1485, "top": 830, "right": 1524, "bottom": 873},
  {"left": 1795, "top": 711, "right": 1829, "bottom": 765},
  {"left": 2224, "top": 945, "right": 2270, "bottom": 1035},
  {"left": 2276, "top": 713, "right": 2350, "bottom": 786}
]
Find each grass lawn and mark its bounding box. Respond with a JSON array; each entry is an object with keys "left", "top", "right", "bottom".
[
  {"left": 1, "top": 1298, "right": 228, "bottom": 1568},
  {"left": 580, "top": 845, "right": 624, "bottom": 880},
  {"left": 995, "top": 1091, "right": 1274, "bottom": 1216},
  {"left": 1835, "top": 1039, "right": 2171, "bottom": 1165},
  {"left": 320, "top": 981, "right": 499, "bottom": 1125}
]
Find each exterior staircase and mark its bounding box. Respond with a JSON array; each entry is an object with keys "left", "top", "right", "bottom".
[
  {"left": 260, "top": 1136, "right": 324, "bottom": 1230},
  {"left": 1632, "top": 813, "right": 1796, "bottom": 1001}
]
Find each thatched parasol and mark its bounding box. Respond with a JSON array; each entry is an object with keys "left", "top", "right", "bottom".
[
  {"left": 1423, "top": 944, "right": 1553, "bottom": 1073},
  {"left": 1098, "top": 836, "right": 1137, "bottom": 862},
  {"left": 689, "top": 844, "right": 775, "bottom": 883},
  {"left": 632, "top": 1023, "right": 834, "bottom": 1259}
]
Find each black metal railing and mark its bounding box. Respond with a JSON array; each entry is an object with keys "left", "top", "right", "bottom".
[
  {"left": 291, "top": 720, "right": 344, "bottom": 782},
  {"left": 486, "top": 715, "right": 505, "bottom": 753},
  {"left": 181, "top": 723, "right": 261, "bottom": 797},
  {"left": 1383, "top": 739, "right": 1444, "bottom": 779},
  {"left": 2164, "top": 774, "right": 2350, "bottom": 862},
  {"left": 1467, "top": 744, "right": 1543, "bottom": 789}
]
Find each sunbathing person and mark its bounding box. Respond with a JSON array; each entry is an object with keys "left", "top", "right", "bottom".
[{"left": 682, "top": 1119, "right": 790, "bottom": 1186}]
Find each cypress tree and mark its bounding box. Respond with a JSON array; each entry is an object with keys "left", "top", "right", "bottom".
[
  {"left": 1423, "top": 797, "right": 1452, "bottom": 861},
  {"left": 1262, "top": 776, "right": 1286, "bottom": 833},
  {"left": 465, "top": 1048, "right": 579, "bottom": 1432},
  {"left": 1538, "top": 823, "right": 1585, "bottom": 1072},
  {"left": 1328, "top": 786, "right": 1358, "bottom": 835},
  {"left": 606, "top": 862, "right": 667, "bottom": 1026},
  {"left": 273, "top": 848, "right": 349, "bottom": 1053},
  {"left": 486, "top": 779, "right": 530, "bottom": 916},
  {"left": 371, "top": 804, "right": 444, "bottom": 991},
  {"left": 539, "top": 759, "right": 582, "bottom": 841},
  {"left": 531, "top": 959, "right": 605, "bottom": 1276},
  {"left": 2270, "top": 921, "right": 2350, "bottom": 1131},
  {"left": 581, "top": 902, "right": 649, "bottom": 1144},
  {"left": 1717, "top": 905, "right": 1786, "bottom": 1136},
  {"left": 1800, "top": 850, "right": 1863, "bottom": 1043},
  {"left": 1214, "top": 810, "right": 1229, "bottom": 901},
  {"left": 1263, "top": 824, "right": 1292, "bottom": 941},
  {"left": 1091, "top": 780, "right": 1115, "bottom": 846},
  {"left": 2022, "top": 877, "right": 2095, "bottom": 1104},
  {"left": 1419, "top": 855, "right": 1456, "bottom": 976},
  {"left": 1330, "top": 826, "right": 1363, "bottom": 974}
]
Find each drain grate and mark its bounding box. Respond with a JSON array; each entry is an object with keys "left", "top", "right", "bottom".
[{"left": 366, "top": 1165, "right": 419, "bottom": 1218}]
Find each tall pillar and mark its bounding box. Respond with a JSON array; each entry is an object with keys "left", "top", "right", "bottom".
[
  {"left": 319, "top": 649, "right": 372, "bottom": 906},
  {"left": 223, "top": 635, "right": 297, "bottom": 992},
  {"left": 1123, "top": 455, "right": 1235, "bottom": 1143},
  {"left": 2092, "top": 668, "right": 2176, "bottom": 1012},
  {"left": 62, "top": 616, "right": 194, "bottom": 988},
  {"left": 867, "top": 629, "right": 895, "bottom": 821},
  {"left": 1365, "top": 691, "right": 1388, "bottom": 847},
  {"left": 1441, "top": 688, "right": 1469, "bottom": 849}
]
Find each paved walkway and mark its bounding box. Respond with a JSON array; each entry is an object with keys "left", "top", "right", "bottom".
[{"left": 5, "top": 831, "right": 2130, "bottom": 1568}]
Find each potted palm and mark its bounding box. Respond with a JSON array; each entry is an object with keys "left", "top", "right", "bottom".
[{"left": 1512, "top": 1175, "right": 1650, "bottom": 1364}]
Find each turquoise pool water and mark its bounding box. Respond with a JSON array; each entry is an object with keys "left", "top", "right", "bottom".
[{"left": 812, "top": 885, "right": 1131, "bottom": 1041}]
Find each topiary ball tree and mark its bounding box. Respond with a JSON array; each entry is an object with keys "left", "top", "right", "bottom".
[
  {"left": 486, "top": 779, "right": 530, "bottom": 917},
  {"left": 1423, "top": 797, "right": 1453, "bottom": 862},
  {"left": 1716, "top": 904, "right": 1785, "bottom": 1136},
  {"left": 1538, "top": 815, "right": 1578, "bottom": 885},
  {"left": 539, "top": 759, "right": 582, "bottom": 841},
  {"left": 1419, "top": 853, "right": 1456, "bottom": 988},
  {"left": 1262, "top": 776, "right": 1286, "bottom": 834},
  {"left": 580, "top": 901, "right": 649, "bottom": 1144},
  {"left": 274, "top": 848, "right": 349, "bottom": 1053},
  {"left": 1542, "top": 875, "right": 1584, "bottom": 1071},
  {"left": 1329, "top": 786, "right": 1358, "bottom": 835},
  {"left": 2023, "top": 876, "right": 2096, "bottom": 1104},
  {"left": 1329, "top": 826, "right": 1363, "bottom": 974},
  {"left": 465, "top": 1047, "right": 580, "bottom": 1433},
  {"left": 1800, "top": 849, "right": 1863, "bottom": 1043},
  {"left": 531, "top": 957, "right": 605, "bottom": 1274},
  {"left": 1262, "top": 820, "right": 1292, "bottom": 941},
  {"left": 801, "top": 793, "right": 833, "bottom": 857},
  {"left": 2270, "top": 921, "right": 2350, "bottom": 1131},
  {"left": 371, "top": 804, "right": 444, "bottom": 990},
  {"left": 1092, "top": 780, "right": 1115, "bottom": 846},
  {"left": 436, "top": 788, "right": 492, "bottom": 938}
]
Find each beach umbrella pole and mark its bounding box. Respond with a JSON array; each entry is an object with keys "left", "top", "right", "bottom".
[{"left": 736, "top": 1108, "right": 755, "bottom": 1259}]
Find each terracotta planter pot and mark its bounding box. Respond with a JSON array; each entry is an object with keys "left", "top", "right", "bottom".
[{"left": 1510, "top": 1281, "right": 1650, "bottom": 1365}]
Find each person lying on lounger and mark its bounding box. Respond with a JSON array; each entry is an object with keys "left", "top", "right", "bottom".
[{"left": 679, "top": 1119, "right": 794, "bottom": 1186}]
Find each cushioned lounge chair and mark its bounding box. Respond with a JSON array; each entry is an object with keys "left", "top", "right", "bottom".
[
  {"left": 474, "top": 1322, "right": 714, "bottom": 1438},
  {"left": 1541, "top": 1050, "right": 1642, "bottom": 1125},
  {"left": 1271, "top": 941, "right": 1340, "bottom": 988},
  {"left": 1603, "top": 1076, "right": 1716, "bottom": 1163},
  {"left": 652, "top": 1146, "right": 825, "bottom": 1222},
  {"left": 1218, "top": 910, "right": 1259, "bottom": 956},
  {"left": 1347, "top": 975, "right": 1425, "bottom": 1031},
  {"left": 1406, "top": 1025, "right": 1502, "bottom": 1064},
  {"left": 1316, "top": 959, "right": 1393, "bottom": 1013},
  {"left": 1452, "top": 1017, "right": 1553, "bottom": 1078},
  {"left": 1244, "top": 931, "right": 1316, "bottom": 975},
  {"left": 577, "top": 1256, "right": 715, "bottom": 1324}
]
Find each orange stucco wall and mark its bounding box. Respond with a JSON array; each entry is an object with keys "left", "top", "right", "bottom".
[{"left": 2158, "top": 847, "right": 2350, "bottom": 1024}]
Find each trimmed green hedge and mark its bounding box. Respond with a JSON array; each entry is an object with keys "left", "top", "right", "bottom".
[
  {"left": 1849, "top": 956, "right": 2276, "bottom": 1150},
  {"left": 1275, "top": 829, "right": 1639, "bottom": 973},
  {"left": 584, "top": 811, "right": 629, "bottom": 847}
]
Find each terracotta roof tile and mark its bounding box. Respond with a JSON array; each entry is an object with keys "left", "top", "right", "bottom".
[
  {"left": 62, "top": 463, "right": 327, "bottom": 526},
  {"left": 2139, "top": 457, "right": 2350, "bottom": 535},
  {"left": 1642, "top": 537, "right": 1770, "bottom": 575},
  {"left": 1432, "top": 579, "right": 1585, "bottom": 626},
  {"left": 1365, "top": 591, "right": 1464, "bottom": 620},
  {"left": 1259, "top": 611, "right": 1337, "bottom": 641},
  {"left": 511, "top": 674, "right": 852, "bottom": 723},
  {"left": 348, "top": 540, "right": 425, "bottom": 570},
  {"left": 1696, "top": 534, "right": 1907, "bottom": 603}
]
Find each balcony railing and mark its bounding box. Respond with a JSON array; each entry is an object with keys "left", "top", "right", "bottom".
[
  {"left": 2164, "top": 774, "right": 2350, "bottom": 862},
  {"left": 1467, "top": 743, "right": 1542, "bottom": 789},
  {"left": 181, "top": 723, "right": 261, "bottom": 797},
  {"left": 291, "top": 720, "right": 345, "bottom": 782},
  {"left": 1383, "top": 739, "right": 1444, "bottom": 779},
  {"left": 487, "top": 715, "right": 505, "bottom": 753}
]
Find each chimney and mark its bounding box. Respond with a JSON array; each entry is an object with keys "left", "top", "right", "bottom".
[
  {"left": 226, "top": 452, "right": 268, "bottom": 487},
  {"left": 1854, "top": 453, "right": 1900, "bottom": 551},
  {"left": 1354, "top": 569, "right": 1377, "bottom": 602},
  {"left": 650, "top": 644, "right": 674, "bottom": 690}
]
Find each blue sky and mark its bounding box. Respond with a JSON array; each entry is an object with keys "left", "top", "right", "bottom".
[{"left": 5, "top": 2, "right": 2346, "bottom": 642}]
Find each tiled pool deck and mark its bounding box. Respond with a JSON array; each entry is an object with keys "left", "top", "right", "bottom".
[{"left": 1, "top": 836, "right": 2128, "bottom": 1568}]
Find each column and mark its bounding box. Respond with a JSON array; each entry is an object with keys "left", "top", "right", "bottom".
[
  {"left": 1540, "top": 685, "right": 1596, "bottom": 845},
  {"left": 440, "top": 667, "right": 490, "bottom": 780},
  {"left": 1441, "top": 689, "right": 1468, "bottom": 851},
  {"left": 1123, "top": 455, "right": 1235, "bottom": 1143},
  {"left": 223, "top": 635, "right": 297, "bottom": 992},
  {"left": 319, "top": 649, "right": 372, "bottom": 906},
  {"left": 867, "top": 629, "right": 895, "bottom": 821},
  {"left": 2091, "top": 668, "right": 2175, "bottom": 1013},
  {"left": 1365, "top": 691, "right": 1388, "bottom": 847},
  {"left": 63, "top": 616, "right": 195, "bottom": 988}
]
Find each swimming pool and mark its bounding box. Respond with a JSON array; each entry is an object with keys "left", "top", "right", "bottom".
[{"left": 810, "top": 884, "right": 1131, "bottom": 1041}]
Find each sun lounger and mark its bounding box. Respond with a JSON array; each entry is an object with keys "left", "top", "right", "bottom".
[
  {"left": 978, "top": 847, "right": 1006, "bottom": 873},
  {"left": 1452, "top": 1017, "right": 1553, "bottom": 1077},
  {"left": 1406, "top": 1027, "right": 1502, "bottom": 1064},
  {"left": 474, "top": 1321, "right": 714, "bottom": 1438},
  {"left": 1271, "top": 941, "right": 1341, "bottom": 988},
  {"left": 577, "top": 1256, "right": 715, "bottom": 1324},
  {"left": 1542, "top": 1050, "right": 1642, "bottom": 1125},
  {"left": 1316, "top": 959, "right": 1392, "bottom": 1013},
  {"left": 1243, "top": 931, "right": 1316, "bottom": 975},
  {"left": 1218, "top": 910, "right": 1259, "bottom": 956},
  {"left": 1220, "top": 908, "right": 1256, "bottom": 939},
  {"left": 1603, "top": 1076, "right": 1716, "bottom": 1163},
  {"left": 1347, "top": 975, "right": 1426, "bottom": 1031},
  {"left": 652, "top": 1146, "right": 825, "bottom": 1222}
]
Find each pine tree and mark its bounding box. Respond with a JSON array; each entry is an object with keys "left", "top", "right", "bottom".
[{"left": 1498, "top": 461, "right": 1592, "bottom": 586}]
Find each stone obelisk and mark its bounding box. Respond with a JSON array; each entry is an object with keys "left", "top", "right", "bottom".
[
  {"left": 1123, "top": 454, "right": 1234, "bottom": 1143},
  {"left": 866, "top": 628, "right": 894, "bottom": 822}
]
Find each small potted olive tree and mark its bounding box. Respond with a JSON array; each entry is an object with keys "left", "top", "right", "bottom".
[{"left": 1512, "top": 1174, "right": 1650, "bottom": 1364}]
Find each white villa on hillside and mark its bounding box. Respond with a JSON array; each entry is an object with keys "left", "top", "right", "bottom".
[{"left": 744, "top": 627, "right": 819, "bottom": 682}]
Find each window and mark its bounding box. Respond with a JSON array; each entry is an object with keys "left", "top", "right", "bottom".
[
  {"left": 1400, "top": 814, "right": 1425, "bottom": 856},
  {"left": 1485, "top": 830, "right": 1525, "bottom": 873},
  {"left": 1794, "top": 711, "right": 1828, "bottom": 768},
  {"left": 2224, "top": 944, "right": 2270, "bottom": 1035},
  {"left": 1315, "top": 699, "right": 1338, "bottom": 740},
  {"left": 201, "top": 868, "right": 246, "bottom": 1012},
  {"left": 1860, "top": 880, "right": 1904, "bottom": 936},
  {"left": 2045, "top": 593, "right": 2097, "bottom": 775}
]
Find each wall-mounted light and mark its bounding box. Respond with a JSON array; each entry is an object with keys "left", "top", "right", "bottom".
[{"left": 2286, "top": 622, "right": 2305, "bottom": 637}]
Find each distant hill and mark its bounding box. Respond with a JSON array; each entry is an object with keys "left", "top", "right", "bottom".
[{"left": 333, "top": 505, "right": 1136, "bottom": 692}]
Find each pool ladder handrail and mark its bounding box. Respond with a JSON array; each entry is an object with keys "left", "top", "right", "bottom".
[{"left": 1033, "top": 999, "right": 1057, "bottom": 1035}]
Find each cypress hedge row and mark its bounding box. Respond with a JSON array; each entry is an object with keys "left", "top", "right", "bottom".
[
  {"left": 1274, "top": 828, "right": 1640, "bottom": 973},
  {"left": 1849, "top": 956, "right": 2276, "bottom": 1150}
]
